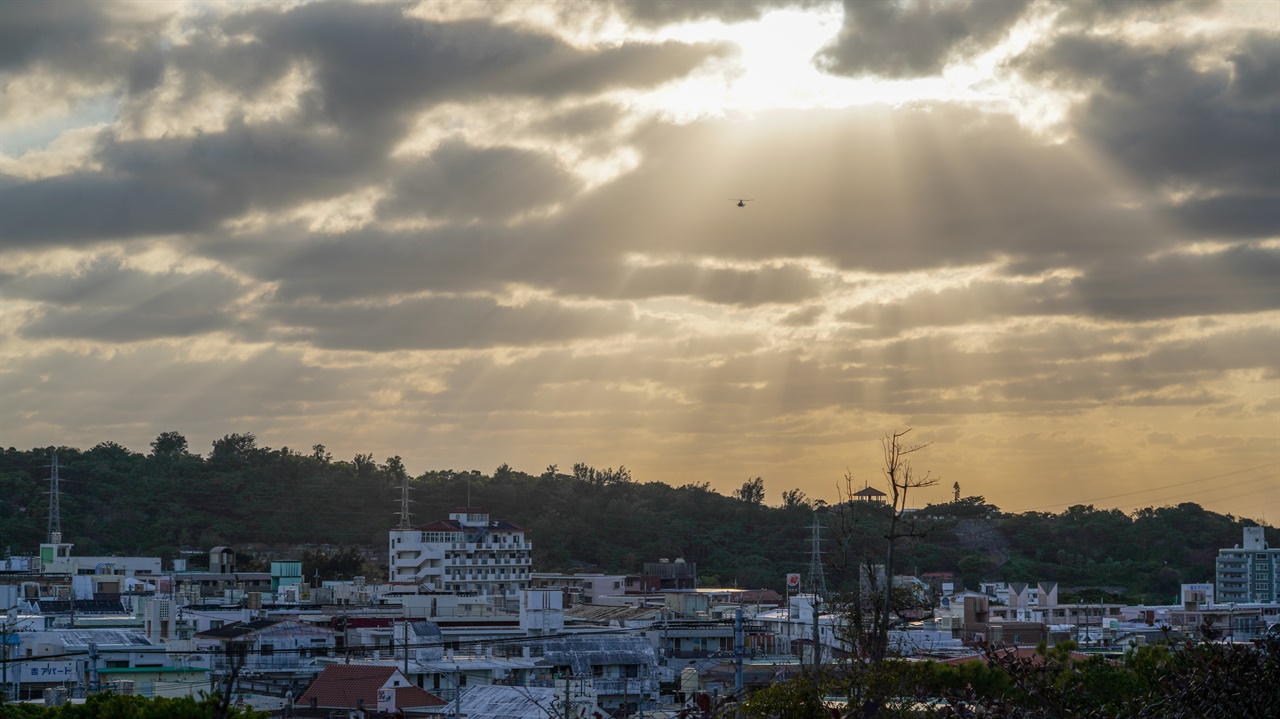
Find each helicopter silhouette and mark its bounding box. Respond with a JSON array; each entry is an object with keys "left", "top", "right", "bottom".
[{"left": 731, "top": 199, "right": 754, "bottom": 207}]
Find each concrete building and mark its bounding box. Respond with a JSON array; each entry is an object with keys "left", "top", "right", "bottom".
[
  {"left": 388, "top": 507, "right": 531, "bottom": 597},
  {"left": 641, "top": 559, "right": 697, "bottom": 592},
  {"left": 38, "top": 536, "right": 161, "bottom": 578},
  {"left": 529, "top": 573, "right": 626, "bottom": 605},
  {"left": 1216, "top": 527, "right": 1279, "bottom": 603}
]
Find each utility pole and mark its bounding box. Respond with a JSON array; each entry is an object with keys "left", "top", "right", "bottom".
[
  {"left": 733, "top": 608, "right": 744, "bottom": 698},
  {"left": 88, "top": 642, "right": 99, "bottom": 694},
  {"left": 811, "top": 603, "right": 822, "bottom": 676},
  {"left": 402, "top": 620, "right": 410, "bottom": 676},
  {"left": 454, "top": 666, "right": 463, "bottom": 719},
  {"left": 2, "top": 611, "right": 11, "bottom": 702}
]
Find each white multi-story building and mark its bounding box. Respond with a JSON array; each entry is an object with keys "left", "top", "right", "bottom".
[
  {"left": 389, "top": 507, "right": 531, "bottom": 597},
  {"left": 1216, "top": 527, "right": 1279, "bottom": 603}
]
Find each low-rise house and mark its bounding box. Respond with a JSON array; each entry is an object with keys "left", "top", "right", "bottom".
[
  {"left": 434, "top": 684, "right": 598, "bottom": 719},
  {"left": 195, "top": 618, "right": 337, "bottom": 672},
  {"left": 297, "top": 664, "right": 445, "bottom": 716},
  {"left": 530, "top": 573, "right": 627, "bottom": 606},
  {"left": 540, "top": 634, "right": 659, "bottom": 716},
  {"left": 95, "top": 665, "right": 209, "bottom": 698}
]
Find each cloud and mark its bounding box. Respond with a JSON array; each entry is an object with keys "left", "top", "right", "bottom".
[
  {"left": 816, "top": 0, "right": 1031, "bottom": 78},
  {"left": 607, "top": 0, "right": 819, "bottom": 26},
  {"left": 378, "top": 140, "right": 581, "bottom": 222},
  {"left": 1017, "top": 31, "right": 1280, "bottom": 239},
  {"left": 3, "top": 256, "right": 246, "bottom": 342},
  {"left": 0, "top": 1, "right": 168, "bottom": 91},
  {"left": 261, "top": 294, "right": 640, "bottom": 351},
  {"left": 1, "top": 0, "right": 1274, "bottom": 520},
  {"left": 0, "top": 345, "right": 388, "bottom": 442},
  {"left": 1, "top": 119, "right": 384, "bottom": 247},
  {"left": 563, "top": 262, "right": 825, "bottom": 307},
  {"left": 1, "top": 5, "right": 729, "bottom": 249},
  {"left": 838, "top": 244, "right": 1278, "bottom": 337},
  {"left": 1072, "top": 245, "right": 1280, "bottom": 321},
  {"left": 236, "top": 3, "right": 730, "bottom": 132},
  {"left": 544, "top": 107, "right": 1171, "bottom": 274},
  {"left": 780, "top": 305, "right": 824, "bottom": 327}
]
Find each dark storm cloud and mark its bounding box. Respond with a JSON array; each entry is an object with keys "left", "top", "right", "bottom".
[
  {"left": 0, "top": 119, "right": 382, "bottom": 247},
  {"left": 378, "top": 140, "right": 582, "bottom": 222},
  {"left": 3, "top": 256, "right": 246, "bottom": 342},
  {"left": 1017, "top": 32, "right": 1280, "bottom": 239},
  {"left": 0, "top": 0, "right": 167, "bottom": 92},
  {"left": 1, "top": 4, "right": 729, "bottom": 249},
  {"left": 234, "top": 2, "right": 731, "bottom": 132},
  {"left": 262, "top": 294, "right": 639, "bottom": 351},
  {"left": 1073, "top": 245, "right": 1280, "bottom": 321},
  {"left": 816, "top": 0, "right": 1031, "bottom": 78}
]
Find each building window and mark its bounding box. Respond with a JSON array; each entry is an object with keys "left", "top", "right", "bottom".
[{"left": 261, "top": 644, "right": 274, "bottom": 656}]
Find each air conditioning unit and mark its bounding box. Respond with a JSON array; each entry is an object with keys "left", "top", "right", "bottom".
[
  {"left": 116, "top": 681, "right": 135, "bottom": 695},
  {"left": 938, "top": 616, "right": 954, "bottom": 630}
]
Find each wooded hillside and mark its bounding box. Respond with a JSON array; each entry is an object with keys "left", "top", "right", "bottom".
[{"left": 1, "top": 433, "right": 1273, "bottom": 604}]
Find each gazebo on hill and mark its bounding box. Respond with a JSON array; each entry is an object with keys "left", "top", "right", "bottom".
[{"left": 852, "top": 485, "right": 887, "bottom": 503}]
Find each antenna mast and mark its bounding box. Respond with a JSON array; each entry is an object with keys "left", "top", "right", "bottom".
[
  {"left": 953, "top": 481, "right": 961, "bottom": 503},
  {"left": 807, "top": 517, "right": 827, "bottom": 601},
  {"left": 47, "top": 451, "right": 62, "bottom": 542},
  {"left": 396, "top": 473, "right": 413, "bottom": 530}
]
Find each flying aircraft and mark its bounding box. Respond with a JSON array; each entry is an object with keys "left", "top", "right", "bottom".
[{"left": 731, "top": 199, "right": 754, "bottom": 207}]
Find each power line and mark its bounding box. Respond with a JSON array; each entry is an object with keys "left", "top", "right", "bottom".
[{"left": 1020, "top": 461, "right": 1279, "bottom": 512}]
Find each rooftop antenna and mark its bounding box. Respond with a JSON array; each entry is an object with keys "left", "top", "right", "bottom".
[
  {"left": 396, "top": 473, "right": 413, "bottom": 530},
  {"left": 47, "top": 450, "right": 62, "bottom": 543},
  {"left": 807, "top": 517, "right": 827, "bottom": 601}
]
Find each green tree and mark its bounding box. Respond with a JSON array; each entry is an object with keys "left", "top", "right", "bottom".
[
  {"left": 734, "top": 477, "right": 766, "bottom": 505},
  {"left": 150, "top": 431, "right": 192, "bottom": 458},
  {"left": 1, "top": 691, "right": 267, "bottom": 718}
]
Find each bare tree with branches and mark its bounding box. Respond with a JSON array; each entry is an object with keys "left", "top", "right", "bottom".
[{"left": 875, "top": 429, "right": 938, "bottom": 662}]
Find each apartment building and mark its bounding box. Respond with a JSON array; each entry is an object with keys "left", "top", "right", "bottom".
[
  {"left": 388, "top": 507, "right": 531, "bottom": 597},
  {"left": 1216, "top": 527, "right": 1279, "bottom": 603}
]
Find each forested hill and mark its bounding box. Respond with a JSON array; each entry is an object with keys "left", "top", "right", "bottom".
[{"left": 2, "top": 433, "right": 1274, "bottom": 603}]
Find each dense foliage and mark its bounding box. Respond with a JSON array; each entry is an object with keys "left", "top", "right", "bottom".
[
  {"left": 740, "top": 637, "right": 1280, "bottom": 718},
  {"left": 1, "top": 434, "right": 1273, "bottom": 599},
  {"left": 0, "top": 691, "right": 266, "bottom": 718}
]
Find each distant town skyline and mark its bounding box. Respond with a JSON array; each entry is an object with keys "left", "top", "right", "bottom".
[{"left": 1, "top": 1, "right": 1277, "bottom": 522}]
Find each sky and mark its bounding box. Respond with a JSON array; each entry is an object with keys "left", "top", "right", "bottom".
[{"left": 0, "top": 0, "right": 1277, "bottom": 522}]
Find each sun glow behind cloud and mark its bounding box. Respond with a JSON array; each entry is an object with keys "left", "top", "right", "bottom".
[
  {"left": 608, "top": 5, "right": 1076, "bottom": 134},
  {"left": 0, "top": 0, "right": 1276, "bottom": 522}
]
